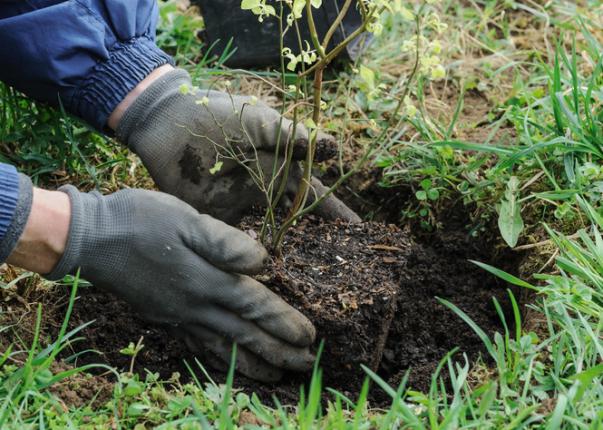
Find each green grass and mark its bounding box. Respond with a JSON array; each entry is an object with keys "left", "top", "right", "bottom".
[
  {"left": 1, "top": 0, "right": 603, "bottom": 428},
  {"left": 375, "top": 1, "right": 602, "bottom": 238}
]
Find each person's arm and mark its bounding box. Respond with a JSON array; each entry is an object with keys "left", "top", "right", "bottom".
[
  {"left": 0, "top": 0, "right": 172, "bottom": 132},
  {"left": 0, "top": 0, "right": 360, "bottom": 224},
  {"left": 5, "top": 186, "right": 70, "bottom": 275},
  {"left": 0, "top": 162, "right": 68, "bottom": 273}
]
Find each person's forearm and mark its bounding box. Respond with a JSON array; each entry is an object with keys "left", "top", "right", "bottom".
[
  {"left": 0, "top": 0, "right": 173, "bottom": 131},
  {"left": 6, "top": 188, "right": 70, "bottom": 275}
]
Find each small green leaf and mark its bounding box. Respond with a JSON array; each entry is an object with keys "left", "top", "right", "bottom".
[
  {"left": 568, "top": 364, "right": 603, "bottom": 403},
  {"left": 416, "top": 190, "right": 427, "bottom": 201},
  {"left": 209, "top": 161, "right": 224, "bottom": 175},
  {"left": 124, "top": 381, "right": 144, "bottom": 397},
  {"left": 304, "top": 118, "right": 317, "bottom": 130},
  {"left": 292, "top": 0, "right": 305, "bottom": 18},
  {"left": 120, "top": 342, "right": 137, "bottom": 356},
  {"left": 241, "top": 0, "right": 261, "bottom": 10},
  {"left": 498, "top": 176, "right": 524, "bottom": 247},
  {"left": 178, "top": 84, "right": 190, "bottom": 95},
  {"left": 34, "top": 369, "right": 53, "bottom": 386},
  {"left": 427, "top": 189, "right": 440, "bottom": 201},
  {"left": 359, "top": 65, "right": 376, "bottom": 91},
  {"left": 126, "top": 403, "right": 148, "bottom": 417}
]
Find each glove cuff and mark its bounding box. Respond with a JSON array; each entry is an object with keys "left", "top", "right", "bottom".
[
  {"left": 115, "top": 68, "right": 192, "bottom": 152},
  {"left": 46, "top": 186, "right": 90, "bottom": 281},
  {"left": 46, "top": 186, "right": 134, "bottom": 284}
]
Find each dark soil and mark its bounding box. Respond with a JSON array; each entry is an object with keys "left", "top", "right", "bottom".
[
  {"left": 385, "top": 226, "right": 514, "bottom": 392},
  {"left": 254, "top": 217, "right": 411, "bottom": 393},
  {"left": 44, "top": 207, "right": 520, "bottom": 406}
]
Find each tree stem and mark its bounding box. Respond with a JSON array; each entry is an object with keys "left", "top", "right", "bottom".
[{"left": 274, "top": 66, "right": 324, "bottom": 251}]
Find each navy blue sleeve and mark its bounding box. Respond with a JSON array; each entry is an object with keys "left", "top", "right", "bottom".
[
  {"left": 0, "top": 163, "right": 33, "bottom": 262},
  {"left": 0, "top": 164, "right": 20, "bottom": 239},
  {"left": 0, "top": 0, "right": 174, "bottom": 131}
]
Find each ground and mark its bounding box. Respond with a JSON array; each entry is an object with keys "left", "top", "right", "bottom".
[{"left": 0, "top": 0, "right": 602, "bottom": 429}]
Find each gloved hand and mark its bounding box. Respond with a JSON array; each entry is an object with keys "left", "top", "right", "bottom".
[
  {"left": 47, "top": 186, "right": 316, "bottom": 382},
  {"left": 116, "top": 68, "right": 361, "bottom": 225}
]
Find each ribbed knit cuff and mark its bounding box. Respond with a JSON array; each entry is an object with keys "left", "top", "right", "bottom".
[
  {"left": 0, "top": 170, "right": 33, "bottom": 263},
  {"left": 71, "top": 37, "right": 174, "bottom": 132},
  {"left": 46, "top": 186, "right": 132, "bottom": 286},
  {"left": 116, "top": 68, "right": 191, "bottom": 150},
  {"left": 46, "top": 185, "right": 88, "bottom": 281}
]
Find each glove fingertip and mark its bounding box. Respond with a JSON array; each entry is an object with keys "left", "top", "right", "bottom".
[
  {"left": 193, "top": 214, "right": 269, "bottom": 275},
  {"left": 307, "top": 177, "right": 362, "bottom": 223},
  {"left": 186, "top": 332, "right": 284, "bottom": 383},
  {"left": 291, "top": 133, "right": 337, "bottom": 162},
  {"left": 313, "top": 132, "right": 338, "bottom": 162},
  {"left": 237, "top": 244, "right": 269, "bottom": 276},
  {"left": 288, "top": 313, "right": 317, "bottom": 347},
  {"left": 281, "top": 348, "right": 316, "bottom": 372},
  {"left": 291, "top": 137, "right": 308, "bottom": 160}
]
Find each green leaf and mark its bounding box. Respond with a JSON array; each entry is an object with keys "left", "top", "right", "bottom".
[
  {"left": 427, "top": 189, "right": 440, "bottom": 201},
  {"left": 209, "top": 161, "right": 224, "bottom": 175},
  {"left": 359, "top": 65, "right": 376, "bottom": 91},
  {"left": 568, "top": 364, "right": 603, "bottom": 403},
  {"left": 304, "top": 118, "right": 318, "bottom": 130},
  {"left": 546, "top": 393, "right": 568, "bottom": 430},
  {"left": 292, "top": 0, "right": 305, "bottom": 18},
  {"left": 416, "top": 190, "right": 427, "bottom": 201},
  {"left": 470, "top": 260, "right": 537, "bottom": 290},
  {"left": 420, "top": 179, "right": 432, "bottom": 190},
  {"left": 241, "top": 0, "right": 261, "bottom": 10},
  {"left": 431, "top": 140, "right": 513, "bottom": 155},
  {"left": 533, "top": 190, "right": 579, "bottom": 201},
  {"left": 126, "top": 403, "right": 148, "bottom": 417},
  {"left": 120, "top": 342, "right": 138, "bottom": 356},
  {"left": 34, "top": 369, "right": 53, "bottom": 386},
  {"left": 498, "top": 176, "right": 524, "bottom": 247},
  {"left": 124, "top": 380, "right": 144, "bottom": 397}
]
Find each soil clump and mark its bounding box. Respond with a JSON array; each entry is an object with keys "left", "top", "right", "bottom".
[
  {"left": 48, "top": 361, "right": 114, "bottom": 409},
  {"left": 254, "top": 217, "right": 412, "bottom": 391}
]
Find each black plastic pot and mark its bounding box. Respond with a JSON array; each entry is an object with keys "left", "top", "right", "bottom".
[{"left": 192, "top": 0, "right": 371, "bottom": 69}]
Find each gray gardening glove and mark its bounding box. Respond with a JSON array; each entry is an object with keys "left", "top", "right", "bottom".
[
  {"left": 116, "top": 68, "right": 361, "bottom": 224},
  {"left": 47, "top": 186, "right": 316, "bottom": 382}
]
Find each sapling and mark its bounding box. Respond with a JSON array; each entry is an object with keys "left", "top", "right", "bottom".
[{"left": 199, "top": 0, "right": 444, "bottom": 251}]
